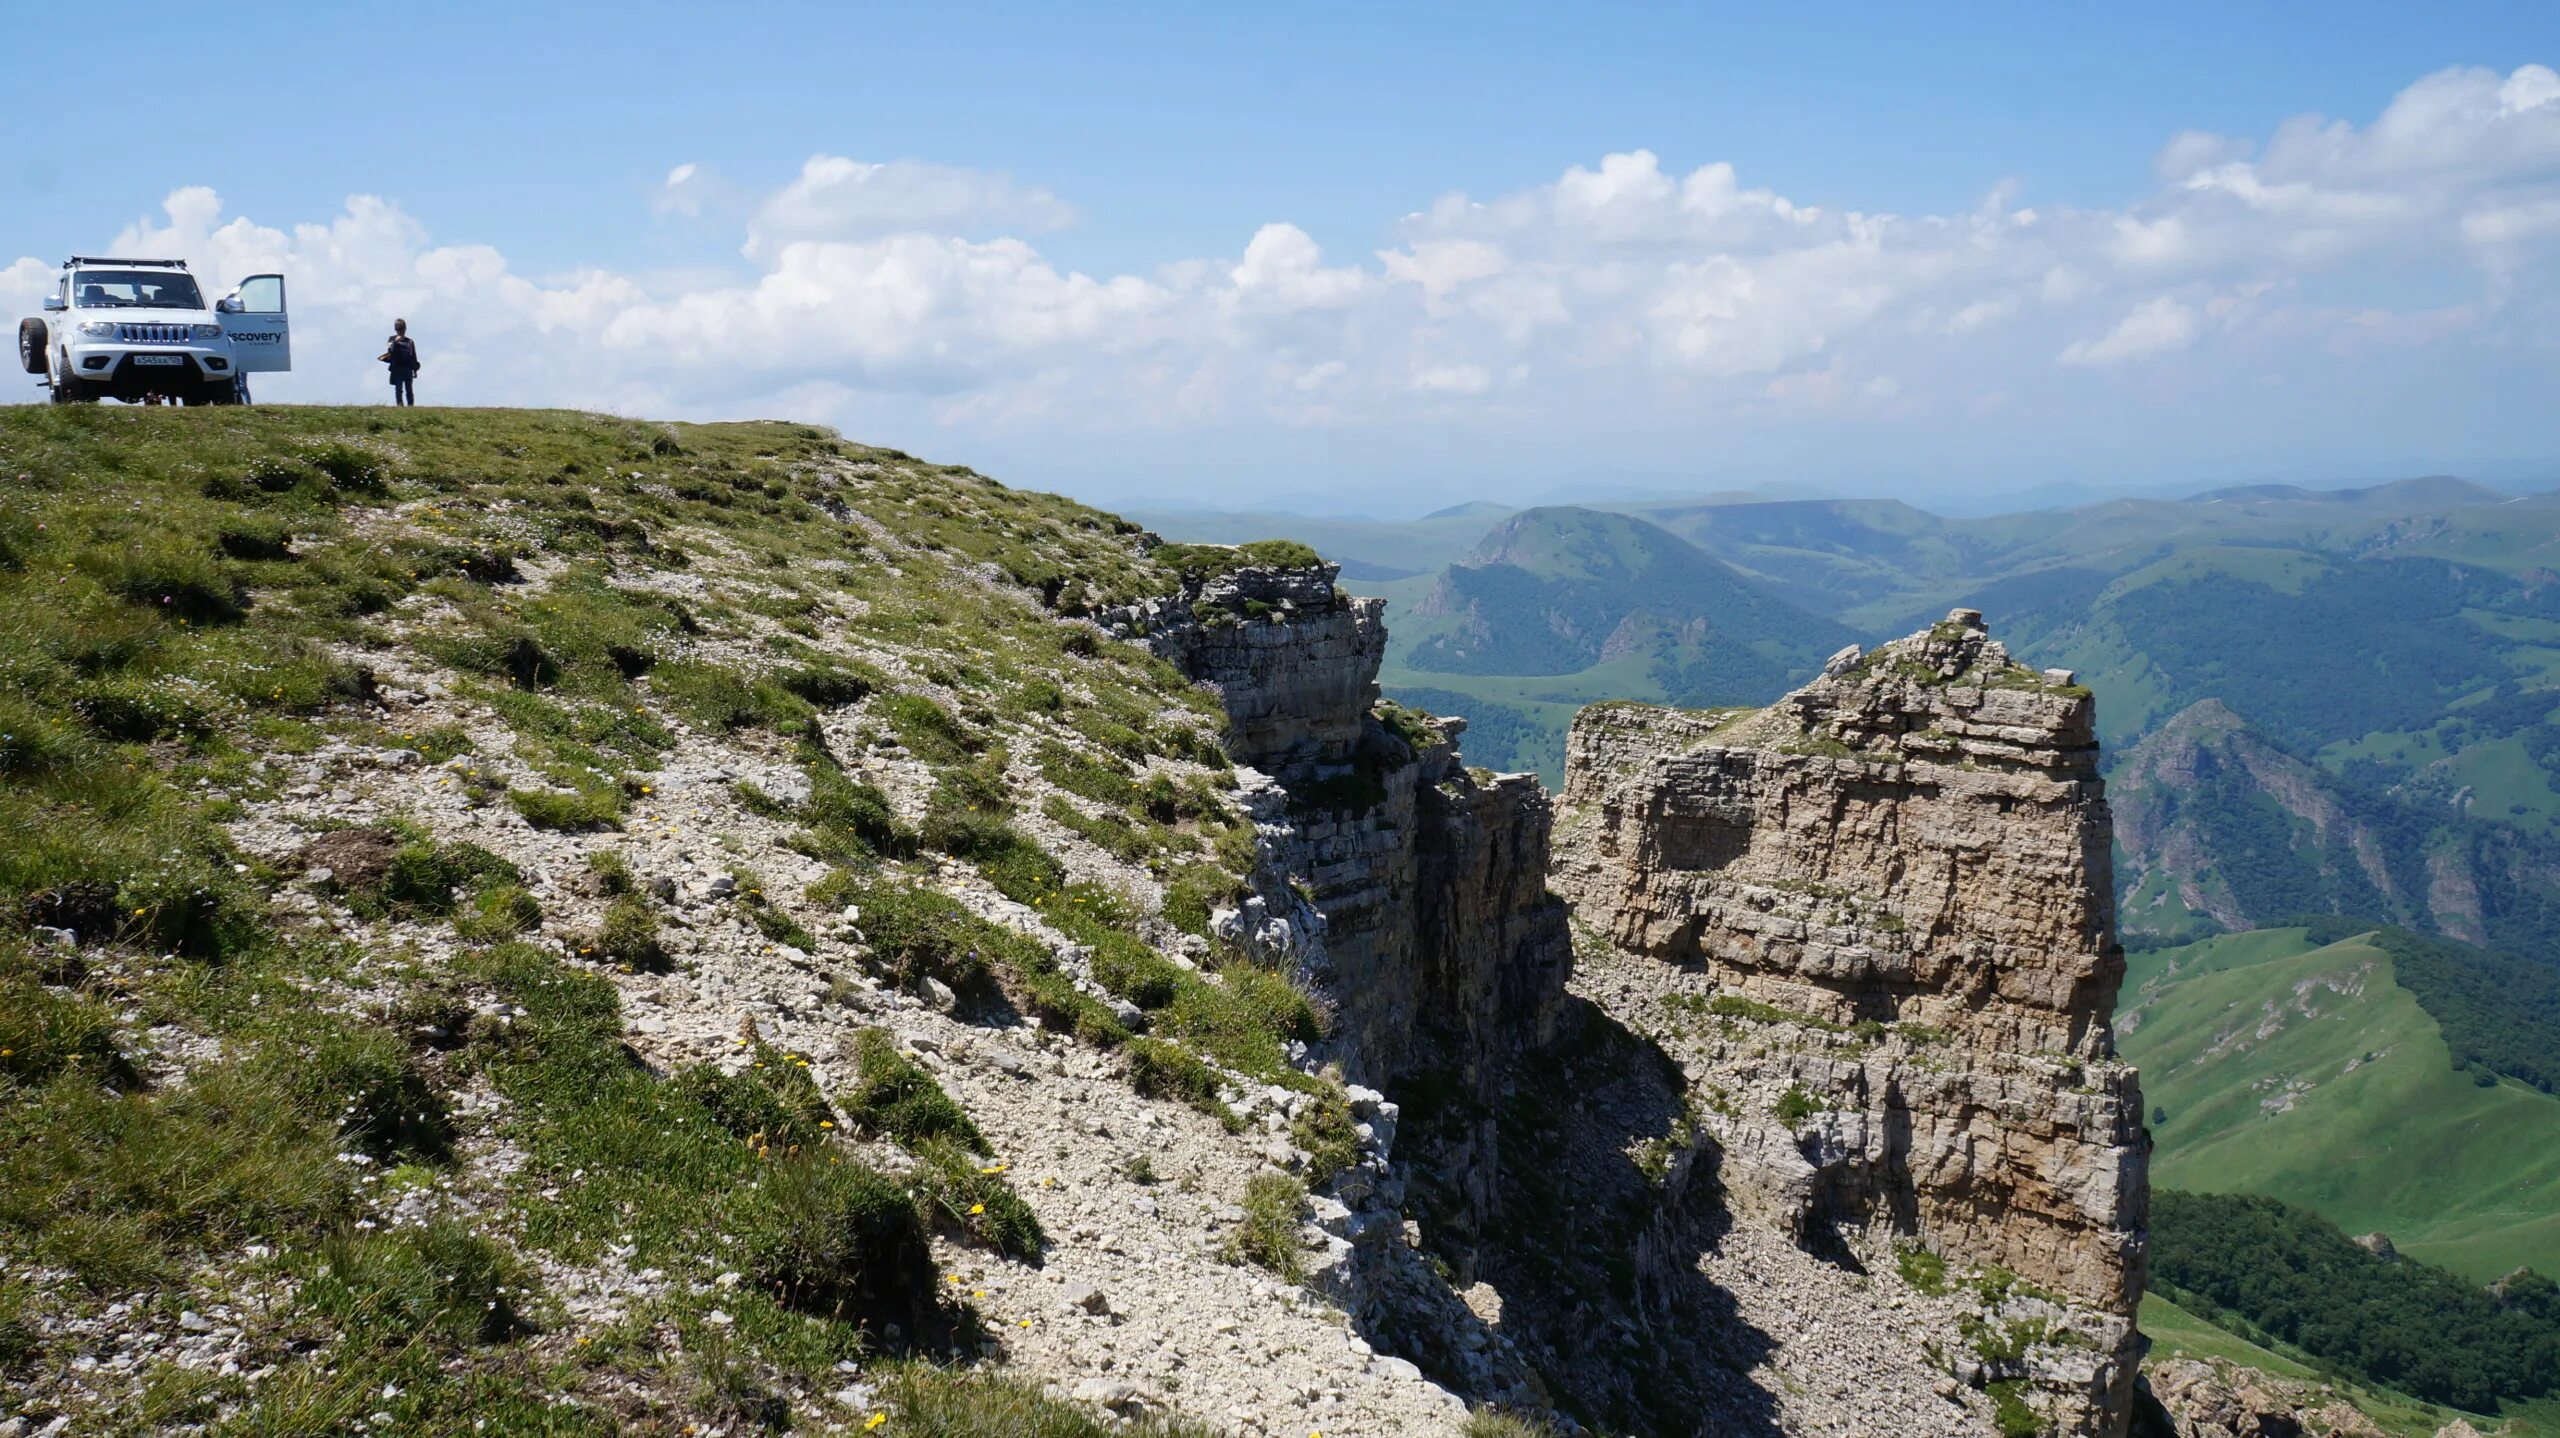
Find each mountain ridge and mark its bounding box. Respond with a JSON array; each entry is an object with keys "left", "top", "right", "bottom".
[{"left": 1403, "top": 506, "right": 1857, "bottom": 708}]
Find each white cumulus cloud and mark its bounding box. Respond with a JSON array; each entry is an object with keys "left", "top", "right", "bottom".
[{"left": 7, "top": 63, "right": 2558, "bottom": 482}]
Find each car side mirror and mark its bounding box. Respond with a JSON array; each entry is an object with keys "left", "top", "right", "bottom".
[
  {"left": 42, "top": 296, "right": 65, "bottom": 312},
  {"left": 216, "top": 295, "right": 243, "bottom": 313}
]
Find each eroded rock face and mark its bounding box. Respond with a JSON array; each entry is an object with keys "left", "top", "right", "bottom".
[
  {"left": 1105, "top": 560, "right": 1388, "bottom": 768},
  {"left": 1560, "top": 618, "right": 2123, "bottom": 1061},
  {"left": 1555, "top": 611, "right": 2150, "bottom": 1435},
  {"left": 1118, "top": 560, "right": 1571, "bottom": 1092},
  {"left": 1125, "top": 580, "right": 2156, "bottom": 1434}
]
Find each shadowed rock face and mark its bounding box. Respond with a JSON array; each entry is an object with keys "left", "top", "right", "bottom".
[
  {"left": 1555, "top": 611, "right": 2151, "bottom": 1436},
  {"left": 1120, "top": 575, "right": 2152, "bottom": 1435}
]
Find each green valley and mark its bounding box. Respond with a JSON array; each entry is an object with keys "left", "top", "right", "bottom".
[
  {"left": 2121, "top": 926, "right": 2560, "bottom": 1431},
  {"left": 2121, "top": 927, "right": 2560, "bottom": 1281}
]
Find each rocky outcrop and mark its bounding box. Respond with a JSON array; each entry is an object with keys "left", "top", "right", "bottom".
[
  {"left": 1126, "top": 579, "right": 2155, "bottom": 1435},
  {"left": 1104, "top": 561, "right": 1386, "bottom": 767},
  {"left": 1114, "top": 558, "right": 1570, "bottom": 1093},
  {"left": 1554, "top": 611, "right": 2150, "bottom": 1436},
  {"left": 2141, "top": 1358, "right": 2384, "bottom": 1438}
]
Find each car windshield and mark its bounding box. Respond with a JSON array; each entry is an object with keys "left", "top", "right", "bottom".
[{"left": 70, "top": 270, "right": 205, "bottom": 310}]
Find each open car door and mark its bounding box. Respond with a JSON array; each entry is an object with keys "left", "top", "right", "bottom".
[{"left": 221, "top": 274, "right": 291, "bottom": 373}]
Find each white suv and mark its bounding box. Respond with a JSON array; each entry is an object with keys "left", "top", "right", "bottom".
[{"left": 17, "top": 256, "right": 292, "bottom": 405}]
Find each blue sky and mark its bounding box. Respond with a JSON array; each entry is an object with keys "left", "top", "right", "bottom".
[{"left": 10, "top": 3, "right": 2560, "bottom": 514}]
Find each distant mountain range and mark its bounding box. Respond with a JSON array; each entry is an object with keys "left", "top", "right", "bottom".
[
  {"left": 1403, "top": 507, "right": 1855, "bottom": 701},
  {"left": 1147, "top": 474, "right": 2560, "bottom": 960}
]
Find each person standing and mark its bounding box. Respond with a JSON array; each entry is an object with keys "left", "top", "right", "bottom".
[{"left": 380, "top": 319, "right": 420, "bottom": 406}]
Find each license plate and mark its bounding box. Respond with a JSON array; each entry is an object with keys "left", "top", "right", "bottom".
[{"left": 131, "top": 355, "right": 184, "bottom": 366}]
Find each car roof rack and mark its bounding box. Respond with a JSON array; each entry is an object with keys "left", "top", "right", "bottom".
[{"left": 64, "top": 256, "right": 190, "bottom": 269}]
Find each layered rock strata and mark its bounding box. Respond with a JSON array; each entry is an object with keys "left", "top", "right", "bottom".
[
  {"left": 1111, "top": 558, "right": 1572, "bottom": 1402},
  {"left": 1104, "top": 561, "right": 1387, "bottom": 767},
  {"left": 1122, "top": 571, "right": 2149, "bottom": 1434},
  {"left": 1554, "top": 611, "right": 2150, "bottom": 1435},
  {"left": 1111, "top": 558, "right": 1570, "bottom": 1092},
  {"left": 2141, "top": 1358, "right": 2386, "bottom": 1438}
]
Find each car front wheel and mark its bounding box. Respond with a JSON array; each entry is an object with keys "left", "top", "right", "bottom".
[{"left": 49, "top": 375, "right": 94, "bottom": 404}]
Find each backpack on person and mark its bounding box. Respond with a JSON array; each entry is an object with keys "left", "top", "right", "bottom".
[{"left": 380, "top": 335, "right": 419, "bottom": 371}]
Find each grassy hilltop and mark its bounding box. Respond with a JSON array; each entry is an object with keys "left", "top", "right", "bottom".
[{"left": 0, "top": 405, "right": 1393, "bottom": 1435}]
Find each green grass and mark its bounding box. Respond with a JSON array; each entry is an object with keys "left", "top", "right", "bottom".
[
  {"left": 833, "top": 879, "right": 1026, "bottom": 994},
  {"left": 1149, "top": 538, "right": 1324, "bottom": 580},
  {"left": 2123, "top": 927, "right": 2560, "bottom": 1280},
  {"left": 879, "top": 692, "right": 982, "bottom": 764},
  {"left": 1893, "top": 1242, "right": 1950, "bottom": 1296},
  {"left": 965, "top": 848, "right": 1316, "bottom": 1112},
  {"left": 908, "top": 1138, "right": 1045, "bottom": 1261},
  {"left": 876, "top": 1364, "right": 1223, "bottom": 1436},
  {"left": 461, "top": 942, "right": 945, "bottom": 1336},
  {"left": 840, "top": 1028, "right": 988, "bottom": 1153},
  {"left": 2138, "top": 1292, "right": 2316, "bottom": 1378},
  {"left": 508, "top": 782, "right": 625, "bottom": 831},
  {"left": 350, "top": 834, "right": 520, "bottom": 917},
  {"left": 796, "top": 760, "right": 916, "bottom": 863},
  {"left": 1226, "top": 1171, "right": 1309, "bottom": 1281},
  {"left": 0, "top": 406, "right": 1333, "bottom": 1428},
  {"left": 0, "top": 1060, "right": 355, "bottom": 1289},
  {"left": 451, "top": 881, "right": 542, "bottom": 942},
  {"left": 577, "top": 893, "right": 670, "bottom": 972}
]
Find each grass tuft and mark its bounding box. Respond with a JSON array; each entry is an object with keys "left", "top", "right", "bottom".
[
  {"left": 1226, "top": 1171, "right": 1308, "bottom": 1281},
  {"left": 840, "top": 1028, "right": 987, "bottom": 1153},
  {"left": 580, "top": 894, "right": 671, "bottom": 972}
]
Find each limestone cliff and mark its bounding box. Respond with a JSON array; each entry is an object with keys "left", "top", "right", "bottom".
[
  {"left": 1110, "top": 556, "right": 1573, "bottom": 1403},
  {"left": 1110, "top": 556, "right": 1571, "bottom": 1095},
  {"left": 1552, "top": 611, "right": 2151, "bottom": 1436},
  {"left": 1124, "top": 573, "right": 2153, "bottom": 1436}
]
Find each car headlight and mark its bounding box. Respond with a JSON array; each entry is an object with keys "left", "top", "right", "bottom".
[
  {"left": 75, "top": 320, "right": 117, "bottom": 337},
  {"left": 192, "top": 324, "right": 223, "bottom": 341}
]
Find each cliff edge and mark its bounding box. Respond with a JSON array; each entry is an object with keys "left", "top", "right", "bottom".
[{"left": 0, "top": 406, "right": 2150, "bottom": 1438}]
